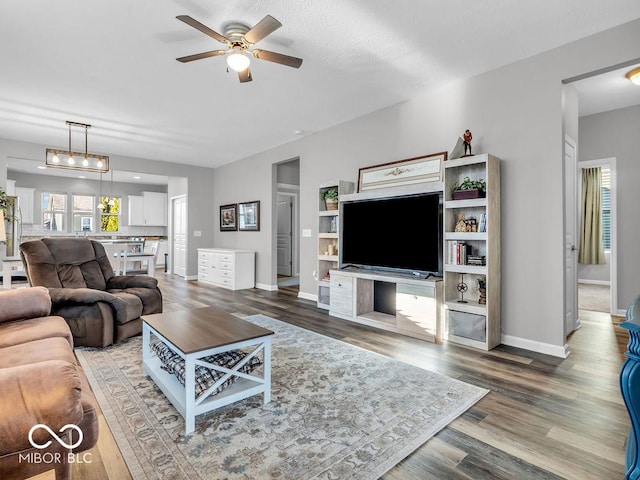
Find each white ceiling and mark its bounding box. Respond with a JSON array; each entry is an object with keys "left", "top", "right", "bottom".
[
  {"left": 572, "top": 63, "right": 640, "bottom": 117},
  {"left": 1, "top": 0, "right": 640, "bottom": 170}
]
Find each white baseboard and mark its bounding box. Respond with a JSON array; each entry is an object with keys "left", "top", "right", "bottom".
[
  {"left": 256, "top": 282, "right": 278, "bottom": 291},
  {"left": 578, "top": 279, "right": 610, "bottom": 286},
  {"left": 185, "top": 275, "right": 197, "bottom": 281},
  {"left": 297, "top": 291, "right": 316, "bottom": 302},
  {"left": 501, "top": 334, "right": 570, "bottom": 358},
  {"left": 617, "top": 308, "right": 627, "bottom": 317}
]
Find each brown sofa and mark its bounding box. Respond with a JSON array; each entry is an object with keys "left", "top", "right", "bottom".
[
  {"left": 20, "top": 238, "right": 163, "bottom": 347},
  {"left": 0, "top": 287, "right": 99, "bottom": 480}
]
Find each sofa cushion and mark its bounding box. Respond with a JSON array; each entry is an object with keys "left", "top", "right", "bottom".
[
  {"left": 20, "top": 238, "right": 115, "bottom": 290},
  {"left": 0, "top": 360, "right": 83, "bottom": 455},
  {"left": 0, "top": 315, "right": 73, "bottom": 349},
  {"left": 0, "top": 337, "right": 77, "bottom": 369},
  {"left": 0, "top": 286, "right": 51, "bottom": 325},
  {"left": 109, "top": 292, "right": 144, "bottom": 324},
  {"left": 151, "top": 341, "right": 263, "bottom": 400},
  {"left": 108, "top": 287, "right": 162, "bottom": 316}
]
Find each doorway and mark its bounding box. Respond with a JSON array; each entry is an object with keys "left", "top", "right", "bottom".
[
  {"left": 275, "top": 158, "right": 300, "bottom": 291},
  {"left": 171, "top": 195, "right": 187, "bottom": 277},
  {"left": 577, "top": 158, "right": 617, "bottom": 315}
]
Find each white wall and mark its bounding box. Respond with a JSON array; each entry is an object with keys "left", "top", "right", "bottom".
[
  {"left": 578, "top": 252, "right": 611, "bottom": 283},
  {"left": 212, "top": 18, "right": 640, "bottom": 356}
]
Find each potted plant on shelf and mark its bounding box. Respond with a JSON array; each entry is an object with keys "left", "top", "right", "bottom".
[
  {"left": 452, "top": 176, "right": 486, "bottom": 200},
  {"left": 322, "top": 188, "right": 339, "bottom": 210}
]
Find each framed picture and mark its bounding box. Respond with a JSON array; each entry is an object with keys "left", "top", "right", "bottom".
[
  {"left": 357, "top": 151, "right": 447, "bottom": 192},
  {"left": 220, "top": 203, "right": 237, "bottom": 231},
  {"left": 238, "top": 200, "right": 260, "bottom": 231}
]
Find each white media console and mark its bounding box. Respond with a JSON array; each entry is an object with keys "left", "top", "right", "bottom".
[{"left": 328, "top": 268, "right": 443, "bottom": 343}]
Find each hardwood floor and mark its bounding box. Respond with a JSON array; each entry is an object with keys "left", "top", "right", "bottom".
[{"left": 40, "top": 273, "right": 630, "bottom": 479}]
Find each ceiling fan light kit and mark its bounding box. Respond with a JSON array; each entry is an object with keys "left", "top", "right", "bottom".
[
  {"left": 227, "top": 48, "right": 250, "bottom": 72},
  {"left": 176, "top": 14, "right": 303, "bottom": 83},
  {"left": 626, "top": 66, "right": 640, "bottom": 85},
  {"left": 45, "top": 121, "right": 109, "bottom": 173}
]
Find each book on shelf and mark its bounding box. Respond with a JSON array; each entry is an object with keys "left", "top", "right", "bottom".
[
  {"left": 447, "top": 240, "right": 473, "bottom": 265},
  {"left": 467, "top": 255, "right": 486, "bottom": 266}
]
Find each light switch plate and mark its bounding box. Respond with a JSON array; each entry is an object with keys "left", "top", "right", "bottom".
[
  {"left": 193, "top": 230, "right": 202, "bottom": 237},
  {"left": 302, "top": 229, "right": 312, "bottom": 237}
]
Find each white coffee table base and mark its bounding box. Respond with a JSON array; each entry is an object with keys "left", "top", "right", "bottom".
[{"left": 142, "top": 322, "right": 272, "bottom": 434}]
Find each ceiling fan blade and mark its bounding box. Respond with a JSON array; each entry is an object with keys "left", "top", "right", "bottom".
[
  {"left": 252, "top": 49, "right": 303, "bottom": 68},
  {"left": 176, "top": 15, "right": 228, "bottom": 44},
  {"left": 176, "top": 50, "right": 227, "bottom": 63},
  {"left": 238, "top": 67, "right": 253, "bottom": 83},
  {"left": 244, "top": 15, "right": 282, "bottom": 44}
]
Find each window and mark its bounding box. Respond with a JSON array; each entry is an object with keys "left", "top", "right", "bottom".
[
  {"left": 601, "top": 167, "right": 611, "bottom": 251},
  {"left": 99, "top": 196, "right": 121, "bottom": 232},
  {"left": 73, "top": 195, "right": 95, "bottom": 232},
  {"left": 42, "top": 192, "right": 66, "bottom": 232}
]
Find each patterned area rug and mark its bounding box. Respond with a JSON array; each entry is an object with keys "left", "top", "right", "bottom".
[{"left": 76, "top": 315, "right": 488, "bottom": 480}]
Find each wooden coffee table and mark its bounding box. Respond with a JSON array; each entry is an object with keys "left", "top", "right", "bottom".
[{"left": 142, "top": 307, "right": 274, "bottom": 434}]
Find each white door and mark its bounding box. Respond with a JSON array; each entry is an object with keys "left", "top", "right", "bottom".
[
  {"left": 564, "top": 135, "right": 579, "bottom": 337},
  {"left": 172, "top": 195, "right": 187, "bottom": 277},
  {"left": 277, "top": 194, "right": 293, "bottom": 276}
]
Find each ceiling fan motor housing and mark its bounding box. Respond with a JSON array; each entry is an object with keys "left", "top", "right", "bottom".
[{"left": 223, "top": 23, "right": 251, "bottom": 47}]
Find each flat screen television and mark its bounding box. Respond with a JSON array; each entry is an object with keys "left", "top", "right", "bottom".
[{"left": 340, "top": 192, "right": 443, "bottom": 277}]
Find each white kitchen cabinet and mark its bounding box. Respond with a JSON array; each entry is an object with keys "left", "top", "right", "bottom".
[
  {"left": 143, "top": 191, "right": 167, "bottom": 226},
  {"left": 128, "top": 192, "right": 167, "bottom": 226},
  {"left": 128, "top": 195, "right": 145, "bottom": 226}
]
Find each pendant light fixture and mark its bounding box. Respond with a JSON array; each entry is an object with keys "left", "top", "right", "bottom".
[
  {"left": 108, "top": 169, "right": 115, "bottom": 206},
  {"left": 97, "top": 172, "right": 105, "bottom": 211},
  {"left": 46, "top": 121, "right": 109, "bottom": 173}
]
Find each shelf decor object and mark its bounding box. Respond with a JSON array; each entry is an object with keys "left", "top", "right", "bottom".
[
  {"left": 451, "top": 176, "right": 486, "bottom": 200},
  {"left": 457, "top": 274, "right": 468, "bottom": 303},
  {"left": 357, "top": 152, "right": 447, "bottom": 192},
  {"left": 45, "top": 121, "right": 109, "bottom": 173}
]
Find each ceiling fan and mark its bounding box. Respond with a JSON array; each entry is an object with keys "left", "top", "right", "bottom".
[{"left": 176, "top": 14, "right": 303, "bottom": 83}]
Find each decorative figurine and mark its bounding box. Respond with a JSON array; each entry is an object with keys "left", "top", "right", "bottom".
[
  {"left": 455, "top": 213, "right": 467, "bottom": 233},
  {"left": 463, "top": 129, "right": 472, "bottom": 157},
  {"left": 457, "top": 274, "right": 468, "bottom": 303}
]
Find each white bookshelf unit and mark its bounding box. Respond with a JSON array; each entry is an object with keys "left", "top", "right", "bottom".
[
  {"left": 317, "top": 181, "right": 355, "bottom": 309},
  {"left": 443, "top": 154, "right": 501, "bottom": 350}
]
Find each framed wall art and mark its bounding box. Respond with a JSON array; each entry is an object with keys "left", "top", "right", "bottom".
[
  {"left": 238, "top": 200, "right": 260, "bottom": 231},
  {"left": 220, "top": 203, "right": 237, "bottom": 231},
  {"left": 357, "top": 151, "right": 447, "bottom": 192}
]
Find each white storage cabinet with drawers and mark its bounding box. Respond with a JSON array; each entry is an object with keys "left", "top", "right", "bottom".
[{"left": 197, "top": 248, "right": 255, "bottom": 290}]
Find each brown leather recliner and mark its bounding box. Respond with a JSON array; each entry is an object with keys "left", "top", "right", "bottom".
[
  {"left": 20, "top": 238, "right": 163, "bottom": 347},
  {"left": 0, "top": 286, "right": 99, "bottom": 480}
]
